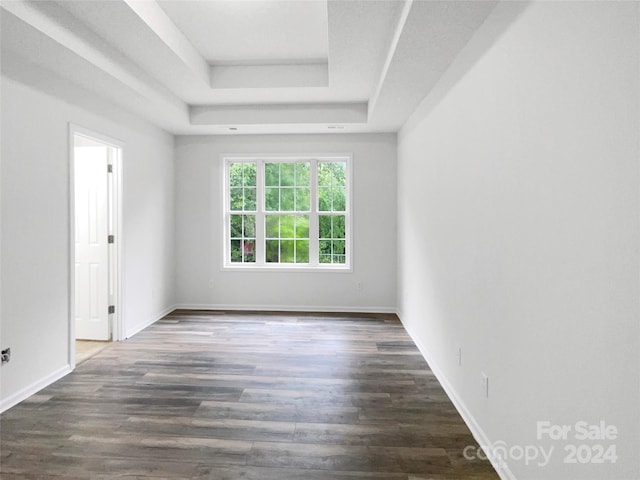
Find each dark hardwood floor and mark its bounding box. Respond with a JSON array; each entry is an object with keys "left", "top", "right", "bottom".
[{"left": 1, "top": 310, "right": 498, "bottom": 479}]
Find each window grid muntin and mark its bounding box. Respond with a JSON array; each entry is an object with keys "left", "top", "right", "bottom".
[
  {"left": 229, "top": 214, "right": 256, "bottom": 263},
  {"left": 263, "top": 161, "right": 311, "bottom": 265},
  {"left": 264, "top": 162, "right": 311, "bottom": 213},
  {"left": 224, "top": 156, "right": 350, "bottom": 269},
  {"left": 229, "top": 162, "right": 257, "bottom": 212},
  {"left": 265, "top": 214, "right": 310, "bottom": 264},
  {"left": 317, "top": 161, "right": 347, "bottom": 213},
  {"left": 319, "top": 214, "right": 346, "bottom": 264}
]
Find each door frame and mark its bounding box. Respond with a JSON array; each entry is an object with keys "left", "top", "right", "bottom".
[{"left": 68, "top": 124, "right": 124, "bottom": 369}]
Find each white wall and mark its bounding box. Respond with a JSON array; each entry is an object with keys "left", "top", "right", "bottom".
[
  {"left": 397, "top": 2, "right": 639, "bottom": 479},
  {"left": 1, "top": 75, "right": 176, "bottom": 410},
  {"left": 175, "top": 134, "right": 397, "bottom": 312}
]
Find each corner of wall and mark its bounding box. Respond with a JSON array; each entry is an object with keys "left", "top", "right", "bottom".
[{"left": 397, "top": 312, "right": 517, "bottom": 480}]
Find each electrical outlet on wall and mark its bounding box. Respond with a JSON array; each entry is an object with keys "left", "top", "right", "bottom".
[
  {"left": 1, "top": 347, "right": 10, "bottom": 365},
  {"left": 457, "top": 346, "right": 462, "bottom": 366},
  {"left": 481, "top": 372, "right": 489, "bottom": 398}
]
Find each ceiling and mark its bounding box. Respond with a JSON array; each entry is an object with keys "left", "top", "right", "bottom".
[
  {"left": 0, "top": 0, "right": 498, "bottom": 135},
  {"left": 156, "top": 0, "right": 330, "bottom": 65}
]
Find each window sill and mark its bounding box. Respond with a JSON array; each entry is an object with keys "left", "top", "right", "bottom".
[{"left": 222, "top": 264, "right": 352, "bottom": 273}]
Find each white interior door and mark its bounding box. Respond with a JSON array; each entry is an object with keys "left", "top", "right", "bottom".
[{"left": 74, "top": 142, "right": 111, "bottom": 340}]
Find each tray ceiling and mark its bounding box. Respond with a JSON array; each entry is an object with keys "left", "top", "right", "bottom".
[{"left": 1, "top": 0, "right": 498, "bottom": 135}]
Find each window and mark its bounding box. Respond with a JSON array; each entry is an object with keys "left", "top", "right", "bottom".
[{"left": 224, "top": 155, "right": 351, "bottom": 269}]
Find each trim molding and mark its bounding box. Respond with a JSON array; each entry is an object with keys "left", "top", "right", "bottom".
[
  {"left": 173, "top": 303, "right": 397, "bottom": 314},
  {"left": 0, "top": 365, "right": 72, "bottom": 414},
  {"left": 397, "top": 312, "right": 517, "bottom": 480},
  {"left": 2, "top": 304, "right": 177, "bottom": 413},
  {"left": 124, "top": 304, "right": 178, "bottom": 339}
]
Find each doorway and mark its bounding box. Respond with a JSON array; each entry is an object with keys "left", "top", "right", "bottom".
[{"left": 70, "top": 126, "right": 122, "bottom": 368}]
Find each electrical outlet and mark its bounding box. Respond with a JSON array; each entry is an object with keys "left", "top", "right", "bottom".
[
  {"left": 481, "top": 372, "right": 489, "bottom": 398},
  {"left": 1, "top": 347, "right": 11, "bottom": 365},
  {"left": 457, "top": 347, "right": 462, "bottom": 366}
]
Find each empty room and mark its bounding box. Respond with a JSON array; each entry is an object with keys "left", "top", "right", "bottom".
[{"left": 1, "top": 1, "right": 638, "bottom": 479}]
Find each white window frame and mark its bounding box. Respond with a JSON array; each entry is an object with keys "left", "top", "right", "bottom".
[{"left": 222, "top": 154, "right": 353, "bottom": 271}]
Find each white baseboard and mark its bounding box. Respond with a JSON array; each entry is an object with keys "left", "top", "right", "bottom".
[
  {"left": 1, "top": 304, "right": 178, "bottom": 413},
  {"left": 172, "top": 303, "right": 397, "bottom": 314},
  {"left": 124, "top": 304, "right": 178, "bottom": 339},
  {"left": 0, "top": 365, "right": 72, "bottom": 413},
  {"left": 398, "top": 314, "right": 517, "bottom": 480}
]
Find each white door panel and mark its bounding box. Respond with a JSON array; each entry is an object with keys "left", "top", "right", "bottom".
[{"left": 74, "top": 145, "right": 110, "bottom": 341}]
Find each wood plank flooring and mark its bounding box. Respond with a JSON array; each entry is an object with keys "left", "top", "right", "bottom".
[{"left": 1, "top": 310, "right": 498, "bottom": 479}]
